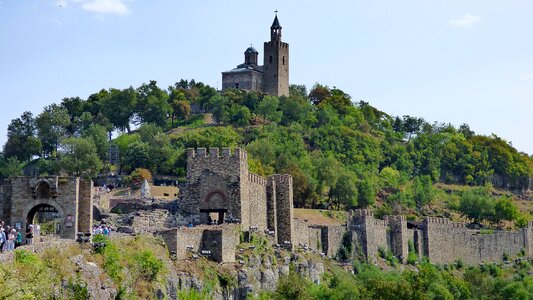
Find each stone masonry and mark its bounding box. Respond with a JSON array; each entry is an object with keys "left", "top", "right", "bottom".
[
  {"left": 0, "top": 176, "right": 93, "bottom": 240},
  {"left": 179, "top": 147, "right": 293, "bottom": 245}
]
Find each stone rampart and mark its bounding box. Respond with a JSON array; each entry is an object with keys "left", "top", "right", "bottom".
[
  {"left": 321, "top": 225, "right": 347, "bottom": 257},
  {"left": 272, "top": 174, "right": 294, "bottom": 245},
  {"left": 247, "top": 173, "right": 268, "bottom": 231},
  {"left": 158, "top": 224, "right": 238, "bottom": 263},
  {"left": 423, "top": 217, "right": 531, "bottom": 264},
  {"left": 131, "top": 209, "right": 170, "bottom": 233}
]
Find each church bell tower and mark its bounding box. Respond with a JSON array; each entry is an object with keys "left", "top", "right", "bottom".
[{"left": 263, "top": 14, "right": 289, "bottom": 97}]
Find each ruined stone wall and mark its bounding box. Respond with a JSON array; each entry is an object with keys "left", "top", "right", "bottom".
[
  {"left": 272, "top": 174, "right": 294, "bottom": 245},
  {"left": 131, "top": 209, "right": 171, "bottom": 233},
  {"left": 308, "top": 226, "right": 323, "bottom": 252},
  {"left": 423, "top": 217, "right": 531, "bottom": 264},
  {"left": 77, "top": 179, "right": 93, "bottom": 233},
  {"left": 407, "top": 228, "right": 424, "bottom": 256},
  {"left": 266, "top": 179, "right": 277, "bottom": 237},
  {"left": 247, "top": 173, "right": 268, "bottom": 231},
  {"left": 158, "top": 225, "right": 237, "bottom": 263},
  {"left": 352, "top": 210, "right": 390, "bottom": 262},
  {"left": 292, "top": 218, "right": 310, "bottom": 247},
  {"left": 385, "top": 215, "right": 408, "bottom": 262},
  {"left": 322, "top": 225, "right": 347, "bottom": 257}
]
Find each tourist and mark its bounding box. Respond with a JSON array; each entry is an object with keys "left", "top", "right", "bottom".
[
  {"left": 7, "top": 228, "right": 15, "bottom": 251},
  {"left": 26, "top": 225, "right": 33, "bottom": 245},
  {"left": 15, "top": 230, "right": 22, "bottom": 248},
  {"left": 0, "top": 228, "right": 5, "bottom": 253},
  {"left": 103, "top": 226, "right": 109, "bottom": 236}
]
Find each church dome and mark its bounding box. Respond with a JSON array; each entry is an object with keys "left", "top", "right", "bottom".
[{"left": 245, "top": 46, "right": 258, "bottom": 54}]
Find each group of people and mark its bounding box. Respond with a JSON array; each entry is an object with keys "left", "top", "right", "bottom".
[
  {"left": 92, "top": 225, "right": 111, "bottom": 236},
  {"left": 0, "top": 221, "right": 29, "bottom": 253}
]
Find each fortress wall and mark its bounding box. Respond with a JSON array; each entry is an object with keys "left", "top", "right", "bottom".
[
  {"left": 385, "top": 215, "right": 408, "bottom": 262},
  {"left": 266, "top": 179, "right": 277, "bottom": 235},
  {"left": 407, "top": 228, "right": 424, "bottom": 256},
  {"left": 293, "top": 218, "right": 310, "bottom": 247},
  {"left": 423, "top": 217, "right": 529, "bottom": 264},
  {"left": 352, "top": 209, "right": 390, "bottom": 262},
  {"left": 322, "top": 225, "right": 347, "bottom": 257},
  {"left": 163, "top": 225, "right": 237, "bottom": 263},
  {"left": 77, "top": 179, "right": 93, "bottom": 233},
  {"left": 308, "top": 226, "right": 323, "bottom": 252},
  {"left": 184, "top": 148, "right": 247, "bottom": 224},
  {"left": 131, "top": 209, "right": 171, "bottom": 233},
  {"left": 247, "top": 173, "right": 268, "bottom": 231},
  {"left": 272, "top": 174, "right": 294, "bottom": 245}
]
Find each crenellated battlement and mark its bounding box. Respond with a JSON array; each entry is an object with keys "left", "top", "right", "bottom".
[
  {"left": 187, "top": 147, "right": 247, "bottom": 161},
  {"left": 270, "top": 174, "right": 292, "bottom": 185},
  {"left": 248, "top": 173, "right": 268, "bottom": 187},
  {"left": 352, "top": 209, "right": 374, "bottom": 218},
  {"left": 384, "top": 215, "right": 406, "bottom": 222}
]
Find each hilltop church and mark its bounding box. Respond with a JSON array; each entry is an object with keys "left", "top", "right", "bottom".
[{"left": 221, "top": 14, "right": 289, "bottom": 97}]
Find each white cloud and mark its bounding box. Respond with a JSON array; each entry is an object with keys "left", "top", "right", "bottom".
[
  {"left": 58, "top": 0, "right": 129, "bottom": 15},
  {"left": 449, "top": 14, "right": 481, "bottom": 27},
  {"left": 81, "top": 0, "right": 129, "bottom": 15}
]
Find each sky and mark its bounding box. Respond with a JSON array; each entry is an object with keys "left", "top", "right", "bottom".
[{"left": 0, "top": 0, "right": 532, "bottom": 154}]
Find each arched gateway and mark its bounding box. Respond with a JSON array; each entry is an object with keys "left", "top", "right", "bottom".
[{"left": 0, "top": 176, "right": 93, "bottom": 240}]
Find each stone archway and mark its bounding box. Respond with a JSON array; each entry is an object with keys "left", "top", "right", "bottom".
[
  {"left": 22, "top": 200, "right": 67, "bottom": 239},
  {"left": 27, "top": 203, "right": 60, "bottom": 235}
]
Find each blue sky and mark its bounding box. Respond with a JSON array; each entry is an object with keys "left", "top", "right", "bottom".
[{"left": 0, "top": 0, "right": 532, "bottom": 154}]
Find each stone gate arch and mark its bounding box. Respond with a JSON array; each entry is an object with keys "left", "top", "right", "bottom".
[
  {"left": 23, "top": 200, "right": 66, "bottom": 235},
  {"left": 0, "top": 176, "right": 93, "bottom": 241}
]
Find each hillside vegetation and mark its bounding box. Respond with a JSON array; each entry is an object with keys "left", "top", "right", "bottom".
[{"left": 1, "top": 80, "right": 532, "bottom": 224}]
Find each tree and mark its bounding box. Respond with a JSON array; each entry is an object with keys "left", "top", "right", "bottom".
[
  {"left": 493, "top": 198, "right": 519, "bottom": 225},
  {"left": 402, "top": 115, "right": 425, "bottom": 142},
  {"left": 172, "top": 100, "right": 191, "bottom": 122},
  {"left": 0, "top": 156, "right": 24, "bottom": 179},
  {"left": 57, "top": 137, "right": 103, "bottom": 177},
  {"left": 36, "top": 104, "right": 71, "bottom": 157},
  {"left": 309, "top": 83, "right": 331, "bottom": 105},
  {"left": 357, "top": 178, "right": 376, "bottom": 208},
  {"left": 135, "top": 81, "right": 170, "bottom": 127},
  {"left": 330, "top": 172, "right": 358, "bottom": 209},
  {"left": 3, "top": 111, "right": 41, "bottom": 161},
  {"left": 207, "top": 94, "right": 230, "bottom": 124},
  {"left": 459, "top": 187, "right": 495, "bottom": 223},
  {"left": 124, "top": 141, "right": 151, "bottom": 171},
  {"left": 60, "top": 97, "right": 85, "bottom": 135},
  {"left": 229, "top": 105, "right": 251, "bottom": 127},
  {"left": 256, "top": 96, "right": 281, "bottom": 124},
  {"left": 101, "top": 87, "right": 137, "bottom": 132},
  {"left": 81, "top": 124, "right": 109, "bottom": 161},
  {"left": 412, "top": 175, "right": 436, "bottom": 209}
]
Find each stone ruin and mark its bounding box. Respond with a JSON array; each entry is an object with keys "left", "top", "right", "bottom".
[
  {"left": 3, "top": 150, "right": 530, "bottom": 266},
  {"left": 158, "top": 147, "right": 296, "bottom": 262},
  {"left": 0, "top": 176, "right": 93, "bottom": 242}
]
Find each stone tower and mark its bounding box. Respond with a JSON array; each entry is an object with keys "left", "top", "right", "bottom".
[{"left": 263, "top": 14, "right": 289, "bottom": 97}]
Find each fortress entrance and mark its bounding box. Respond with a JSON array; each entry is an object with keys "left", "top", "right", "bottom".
[
  {"left": 200, "top": 209, "right": 227, "bottom": 225},
  {"left": 27, "top": 204, "right": 61, "bottom": 235},
  {"left": 199, "top": 190, "right": 229, "bottom": 225}
]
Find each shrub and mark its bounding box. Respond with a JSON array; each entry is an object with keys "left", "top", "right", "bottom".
[{"left": 134, "top": 251, "right": 164, "bottom": 282}]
